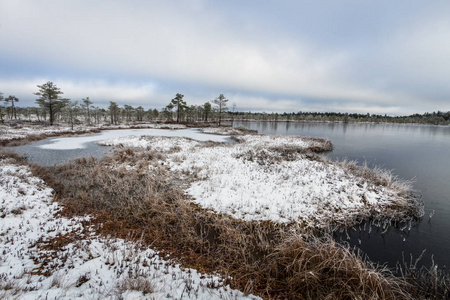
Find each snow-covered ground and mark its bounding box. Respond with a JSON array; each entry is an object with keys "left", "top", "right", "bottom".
[
  {"left": 100, "top": 135, "right": 417, "bottom": 229},
  {"left": 0, "top": 161, "right": 260, "bottom": 299}
]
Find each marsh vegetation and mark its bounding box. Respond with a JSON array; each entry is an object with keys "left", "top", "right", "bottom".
[{"left": 1, "top": 125, "right": 448, "bottom": 299}]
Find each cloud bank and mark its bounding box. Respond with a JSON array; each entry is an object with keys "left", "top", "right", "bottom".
[{"left": 1, "top": 0, "right": 449, "bottom": 114}]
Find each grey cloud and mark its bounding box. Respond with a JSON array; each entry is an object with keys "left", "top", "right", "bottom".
[{"left": 1, "top": 0, "right": 449, "bottom": 114}]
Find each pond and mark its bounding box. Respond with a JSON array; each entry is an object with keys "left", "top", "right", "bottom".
[
  {"left": 233, "top": 121, "right": 450, "bottom": 269},
  {"left": 11, "top": 128, "right": 232, "bottom": 166}
]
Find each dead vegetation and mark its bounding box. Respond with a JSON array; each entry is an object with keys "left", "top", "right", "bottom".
[
  {"left": 26, "top": 146, "right": 427, "bottom": 299},
  {"left": 396, "top": 253, "right": 450, "bottom": 299}
]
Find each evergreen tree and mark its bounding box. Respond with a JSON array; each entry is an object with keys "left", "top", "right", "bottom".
[
  {"left": 4, "top": 95, "right": 19, "bottom": 119},
  {"left": 81, "top": 97, "right": 93, "bottom": 125},
  {"left": 64, "top": 100, "right": 79, "bottom": 130},
  {"left": 169, "top": 93, "right": 187, "bottom": 123},
  {"left": 212, "top": 94, "right": 228, "bottom": 126},
  {"left": 203, "top": 102, "right": 211, "bottom": 122},
  {"left": 108, "top": 101, "right": 120, "bottom": 124},
  {"left": 123, "top": 104, "right": 134, "bottom": 122},
  {"left": 0, "top": 92, "right": 4, "bottom": 121},
  {"left": 136, "top": 106, "right": 145, "bottom": 121},
  {"left": 34, "top": 81, "right": 68, "bottom": 125}
]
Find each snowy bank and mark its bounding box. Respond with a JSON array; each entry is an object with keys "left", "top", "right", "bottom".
[
  {"left": 0, "top": 160, "right": 260, "bottom": 299},
  {"left": 201, "top": 126, "right": 257, "bottom": 135},
  {"left": 100, "top": 134, "right": 421, "bottom": 229}
]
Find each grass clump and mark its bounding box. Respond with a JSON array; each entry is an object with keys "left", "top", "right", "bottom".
[
  {"left": 29, "top": 146, "right": 420, "bottom": 299},
  {"left": 396, "top": 254, "right": 450, "bottom": 299}
]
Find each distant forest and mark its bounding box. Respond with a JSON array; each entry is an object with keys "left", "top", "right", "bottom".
[
  {"left": 2, "top": 105, "right": 449, "bottom": 126},
  {"left": 230, "top": 111, "right": 450, "bottom": 125}
]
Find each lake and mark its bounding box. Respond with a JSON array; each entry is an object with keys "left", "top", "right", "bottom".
[{"left": 233, "top": 121, "right": 450, "bottom": 269}]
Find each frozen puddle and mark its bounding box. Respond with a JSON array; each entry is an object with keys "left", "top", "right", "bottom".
[
  {"left": 38, "top": 128, "right": 231, "bottom": 150},
  {"left": 11, "top": 128, "right": 233, "bottom": 166}
]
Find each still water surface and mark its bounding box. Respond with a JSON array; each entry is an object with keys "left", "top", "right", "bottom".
[{"left": 233, "top": 121, "right": 450, "bottom": 269}]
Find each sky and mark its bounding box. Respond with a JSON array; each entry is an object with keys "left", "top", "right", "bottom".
[{"left": 1, "top": 0, "right": 450, "bottom": 115}]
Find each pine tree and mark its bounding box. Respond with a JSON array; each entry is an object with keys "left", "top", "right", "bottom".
[
  {"left": 4, "top": 95, "right": 19, "bottom": 119},
  {"left": 212, "top": 94, "right": 228, "bottom": 126},
  {"left": 81, "top": 97, "right": 93, "bottom": 125},
  {"left": 108, "top": 101, "right": 120, "bottom": 124},
  {"left": 170, "top": 93, "right": 187, "bottom": 123},
  {"left": 34, "top": 81, "right": 68, "bottom": 125}
]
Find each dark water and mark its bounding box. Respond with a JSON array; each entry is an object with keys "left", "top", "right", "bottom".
[
  {"left": 10, "top": 139, "right": 111, "bottom": 166},
  {"left": 233, "top": 121, "right": 450, "bottom": 269}
]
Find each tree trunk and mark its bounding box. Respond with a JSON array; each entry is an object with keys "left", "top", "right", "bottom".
[{"left": 49, "top": 103, "right": 54, "bottom": 125}]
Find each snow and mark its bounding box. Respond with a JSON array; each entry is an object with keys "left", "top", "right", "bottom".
[
  {"left": 101, "top": 135, "right": 414, "bottom": 229},
  {"left": 38, "top": 128, "right": 230, "bottom": 150},
  {"left": 0, "top": 161, "right": 260, "bottom": 299}
]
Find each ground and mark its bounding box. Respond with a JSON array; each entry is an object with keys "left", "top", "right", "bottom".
[{"left": 0, "top": 160, "right": 260, "bottom": 299}]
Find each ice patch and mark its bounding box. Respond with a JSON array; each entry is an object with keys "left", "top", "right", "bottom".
[{"left": 37, "top": 128, "right": 230, "bottom": 150}]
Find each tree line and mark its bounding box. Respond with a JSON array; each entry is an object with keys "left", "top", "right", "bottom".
[
  {"left": 0, "top": 81, "right": 231, "bottom": 127},
  {"left": 1, "top": 81, "right": 449, "bottom": 126},
  {"left": 230, "top": 111, "right": 450, "bottom": 125}
]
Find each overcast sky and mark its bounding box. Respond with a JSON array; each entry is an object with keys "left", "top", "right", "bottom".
[{"left": 1, "top": 0, "right": 450, "bottom": 115}]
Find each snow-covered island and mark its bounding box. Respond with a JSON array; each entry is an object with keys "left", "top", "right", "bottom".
[
  {"left": 1, "top": 125, "right": 424, "bottom": 299},
  {"left": 100, "top": 133, "right": 421, "bottom": 229}
]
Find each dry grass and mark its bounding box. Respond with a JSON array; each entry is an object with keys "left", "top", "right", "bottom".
[
  {"left": 396, "top": 253, "right": 450, "bottom": 299},
  {"left": 27, "top": 147, "right": 419, "bottom": 299},
  {"left": 234, "top": 136, "right": 332, "bottom": 166},
  {"left": 0, "top": 148, "right": 29, "bottom": 164},
  {"left": 339, "top": 160, "right": 424, "bottom": 222},
  {"left": 116, "top": 276, "right": 155, "bottom": 295}
]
